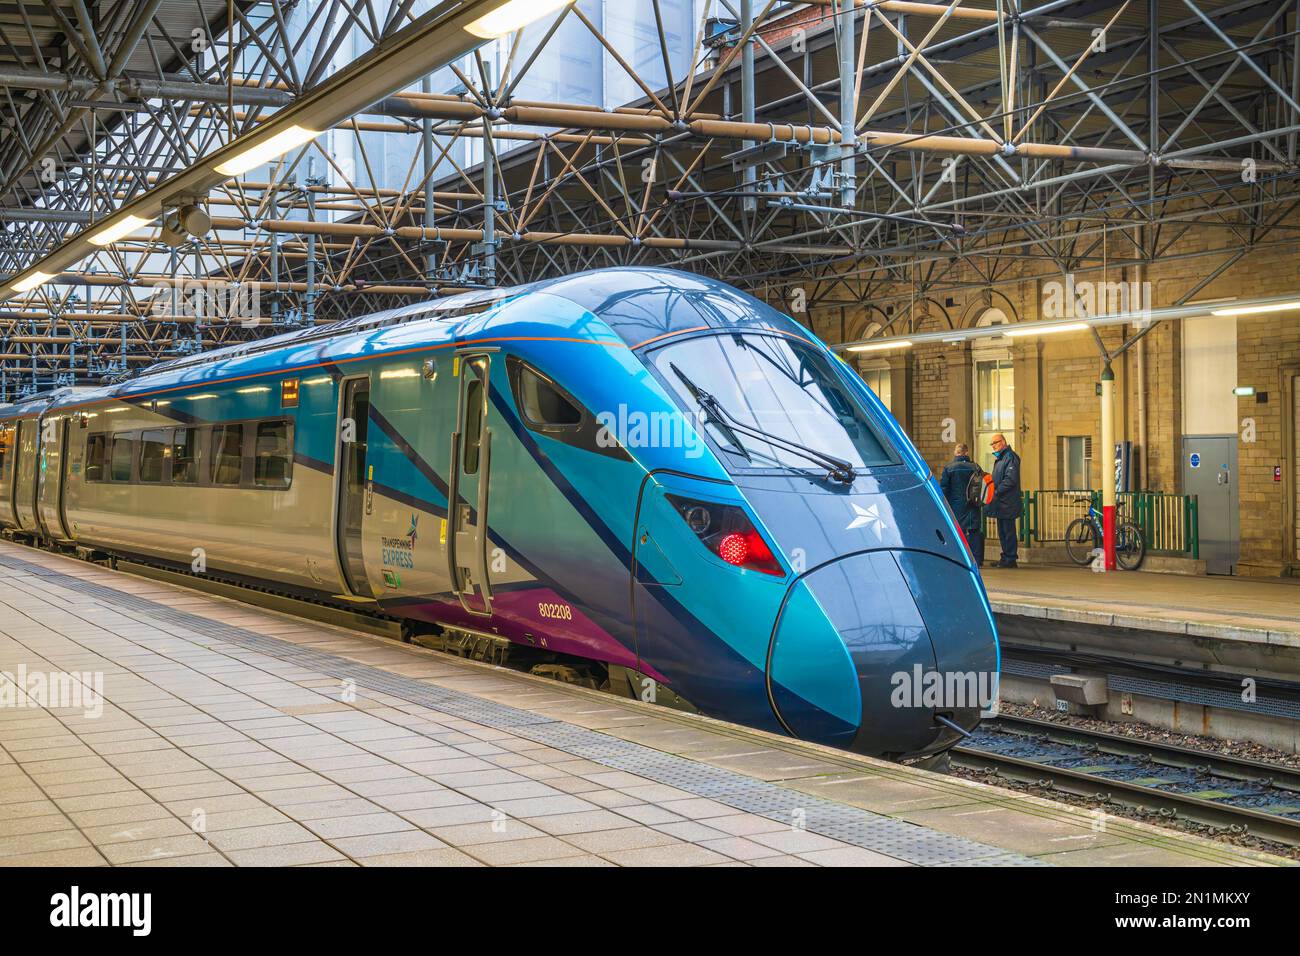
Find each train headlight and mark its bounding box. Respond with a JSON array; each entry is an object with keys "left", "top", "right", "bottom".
[
  {"left": 665, "top": 494, "right": 783, "bottom": 576},
  {"left": 684, "top": 505, "right": 711, "bottom": 534}
]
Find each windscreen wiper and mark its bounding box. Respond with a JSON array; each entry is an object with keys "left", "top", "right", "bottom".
[{"left": 670, "top": 363, "right": 857, "bottom": 484}]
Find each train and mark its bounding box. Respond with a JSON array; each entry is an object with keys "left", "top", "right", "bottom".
[{"left": 0, "top": 267, "right": 998, "bottom": 763}]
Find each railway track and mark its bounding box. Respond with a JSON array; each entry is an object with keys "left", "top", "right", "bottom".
[{"left": 954, "top": 715, "right": 1300, "bottom": 847}]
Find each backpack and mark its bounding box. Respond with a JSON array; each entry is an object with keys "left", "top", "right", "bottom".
[{"left": 965, "top": 465, "right": 994, "bottom": 509}]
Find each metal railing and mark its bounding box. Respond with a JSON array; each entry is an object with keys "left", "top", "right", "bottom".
[{"left": 981, "top": 489, "right": 1199, "bottom": 558}]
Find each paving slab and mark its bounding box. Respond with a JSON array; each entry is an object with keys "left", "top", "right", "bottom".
[{"left": 0, "top": 541, "right": 1285, "bottom": 868}]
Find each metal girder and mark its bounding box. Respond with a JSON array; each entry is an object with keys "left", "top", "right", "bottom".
[{"left": 1, "top": 0, "right": 1300, "bottom": 395}]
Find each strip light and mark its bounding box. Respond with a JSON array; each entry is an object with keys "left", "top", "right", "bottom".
[
  {"left": 214, "top": 125, "right": 321, "bottom": 177},
  {"left": 465, "top": 0, "right": 574, "bottom": 39},
  {"left": 87, "top": 214, "right": 154, "bottom": 247},
  {"left": 9, "top": 271, "right": 53, "bottom": 293},
  {"left": 1003, "top": 322, "right": 1089, "bottom": 338},
  {"left": 847, "top": 340, "right": 913, "bottom": 353},
  {"left": 1211, "top": 300, "right": 1300, "bottom": 317}
]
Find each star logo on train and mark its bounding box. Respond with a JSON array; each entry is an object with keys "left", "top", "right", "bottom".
[
  {"left": 407, "top": 514, "right": 419, "bottom": 543},
  {"left": 847, "top": 502, "right": 887, "bottom": 539}
]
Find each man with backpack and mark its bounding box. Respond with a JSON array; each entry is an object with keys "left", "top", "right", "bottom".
[{"left": 939, "top": 443, "right": 986, "bottom": 566}]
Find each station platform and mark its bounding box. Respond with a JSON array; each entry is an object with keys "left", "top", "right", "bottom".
[
  {"left": 983, "top": 564, "right": 1300, "bottom": 751},
  {"left": 0, "top": 541, "right": 1284, "bottom": 867},
  {"left": 985, "top": 565, "right": 1300, "bottom": 682},
  {"left": 984, "top": 565, "right": 1300, "bottom": 645}
]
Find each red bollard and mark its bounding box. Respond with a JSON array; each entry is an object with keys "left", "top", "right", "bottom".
[{"left": 1103, "top": 503, "right": 1116, "bottom": 570}]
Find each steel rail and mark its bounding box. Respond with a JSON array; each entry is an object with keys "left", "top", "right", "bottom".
[{"left": 954, "top": 715, "right": 1300, "bottom": 846}]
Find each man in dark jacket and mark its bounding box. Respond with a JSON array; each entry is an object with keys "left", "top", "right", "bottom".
[
  {"left": 987, "top": 433, "right": 1022, "bottom": 567},
  {"left": 939, "top": 443, "right": 984, "bottom": 566}
]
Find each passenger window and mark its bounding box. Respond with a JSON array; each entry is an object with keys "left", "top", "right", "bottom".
[
  {"left": 171, "top": 428, "right": 202, "bottom": 484},
  {"left": 0, "top": 424, "right": 10, "bottom": 480},
  {"left": 110, "top": 434, "right": 135, "bottom": 482},
  {"left": 516, "top": 365, "right": 581, "bottom": 427},
  {"left": 211, "top": 424, "right": 244, "bottom": 486},
  {"left": 463, "top": 379, "right": 484, "bottom": 475},
  {"left": 138, "top": 429, "right": 170, "bottom": 483},
  {"left": 254, "top": 421, "right": 293, "bottom": 489},
  {"left": 85, "top": 434, "right": 106, "bottom": 481}
]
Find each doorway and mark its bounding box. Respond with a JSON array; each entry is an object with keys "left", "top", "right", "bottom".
[
  {"left": 335, "top": 377, "right": 373, "bottom": 597},
  {"left": 1181, "top": 435, "right": 1239, "bottom": 575},
  {"left": 447, "top": 353, "right": 494, "bottom": 616}
]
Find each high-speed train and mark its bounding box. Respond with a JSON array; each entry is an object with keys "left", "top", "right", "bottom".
[{"left": 0, "top": 267, "right": 998, "bottom": 761}]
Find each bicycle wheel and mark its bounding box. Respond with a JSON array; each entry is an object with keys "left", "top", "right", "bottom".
[
  {"left": 1116, "top": 521, "right": 1146, "bottom": 571},
  {"left": 1064, "top": 517, "right": 1096, "bottom": 566}
]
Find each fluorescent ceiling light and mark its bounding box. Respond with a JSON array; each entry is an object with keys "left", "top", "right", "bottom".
[
  {"left": 465, "top": 0, "right": 574, "bottom": 39},
  {"left": 1211, "top": 300, "right": 1300, "bottom": 317},
  {"left": 10, "top": 271, "right": 53, "bottom": 293},
  {"left": 214, "top": 125, "right": 321, "bottom": 177},
  {"left": 1003, "top": 322, "right": 1089, "bottom": 338},
  {"left": 847, "top": 340, "right": 913, "bottom": 353},
  {"left": 87, "top": 214, "right": 153, "bottom": 247}
]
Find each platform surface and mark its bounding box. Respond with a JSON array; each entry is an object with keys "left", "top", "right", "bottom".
[
  {"left": 0, "top": 541, "right": 1283, "bottom": 867},
  {"left": 984, "top": 565, "right": 1300, "bottom": 644}
]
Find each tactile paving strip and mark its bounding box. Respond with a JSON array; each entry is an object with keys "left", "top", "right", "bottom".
[{"left": 0, "top": 552, "right": 1046, "bottom": 866}]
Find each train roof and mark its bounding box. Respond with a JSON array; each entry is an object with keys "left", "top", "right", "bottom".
[
  {"left": 0, "top": 386, "right": 96, "bottom": 419},
  {"left": 13, "top": 268, "right": 812, "bottom": 416}
]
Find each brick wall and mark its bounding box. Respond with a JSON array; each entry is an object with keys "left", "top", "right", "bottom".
[{"left": 798, "top": 228, "right": 1300, "bottom": 575}]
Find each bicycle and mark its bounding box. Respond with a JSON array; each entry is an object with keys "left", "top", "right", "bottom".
[{"left": 1064, "top": 496, "right": 1146, "bottom": 570}]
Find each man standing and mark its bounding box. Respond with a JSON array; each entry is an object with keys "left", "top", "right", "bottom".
[
  {"left": 988, "top": 433, "right": 1022, "bottom": 568},
  {"left": 939, "top": 443, "right": 984, "bottom": 566}
]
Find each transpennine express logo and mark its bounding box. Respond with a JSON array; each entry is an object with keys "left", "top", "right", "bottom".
[{"left": 382, "top": 513, "right": 419, "bottom": 570}]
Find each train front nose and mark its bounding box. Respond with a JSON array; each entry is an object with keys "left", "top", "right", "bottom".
[{"left": 766, "top": 550, "right": 997, "bottom": 759}]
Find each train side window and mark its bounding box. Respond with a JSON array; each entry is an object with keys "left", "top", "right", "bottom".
[
  {"left": 514, "top": 364, "right": 581, "bottom": 428},
  {"left": 463, "top": 379, "right": 484, "bottom": 475},
  {"left": 171, "top": 428, "right": 202, "bottom": 484},
  {"left": 138, "top": 429, "right": 170, "bottom": 483},
  {"left": 85, "top": 434, "right": 107, "bottom": 481},
  {"left": 253, "top": 420, "right": 293, "bottom": 489},
  {"left": 503, "top": 356, "right": 629, "bottom": 461},
  {"left": 109, "top": 433, "right": 135, "bottom": 482},
  {"left": 0, "top": 423, "right": 10, "bottom": 481},
  {"left": 211, "top": 424, "right": 244, "bottom": 486}
]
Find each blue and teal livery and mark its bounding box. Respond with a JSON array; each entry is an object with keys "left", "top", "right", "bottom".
[{"left": 0, "top": 267, "right": 998, "bottom": 761}]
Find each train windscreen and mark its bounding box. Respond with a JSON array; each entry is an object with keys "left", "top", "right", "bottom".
[{"left": 652, "top": 333, "right": 899, "bottom": 474}]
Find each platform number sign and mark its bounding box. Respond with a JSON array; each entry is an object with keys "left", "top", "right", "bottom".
[{"left": 1189, "top": 452, "right": 1201, "bottom": 469}]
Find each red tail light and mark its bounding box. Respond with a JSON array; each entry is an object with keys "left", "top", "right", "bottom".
[{"left": 666, "top": 495, "right": 784, "bottom": 576}]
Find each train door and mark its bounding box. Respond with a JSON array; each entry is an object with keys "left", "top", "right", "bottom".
[
  {"left": 0, "top": 421, "right": 16, "bottom": 527},
  {"left": 334, "top": 377, "right": 374, "bottom": 598},
  {"left": 13, "top": 418, "right": 39, "bottom": 532},
  {"left": 447, "top": 351, "right": 494, "bottom": 616},
  {"left": 35, "top": 415, "right": 72, "bottom": 541}
]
